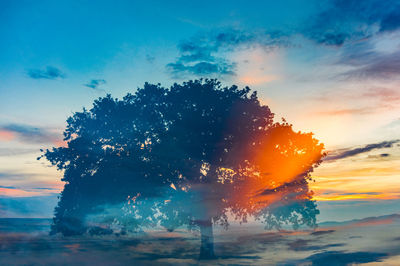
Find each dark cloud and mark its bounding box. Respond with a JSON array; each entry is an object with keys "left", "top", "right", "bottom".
[
  {"left": 368, "top": 153, "right": 391, "bottom": 159},
  {"left": 167, "top": 61, "right": 236, "bottom": 77},
  {"left": 167, "top": 29, "right": 288, "bottom": 77},
  {"left": 305, "top": 0, "right": 400, "bottom": 46},
  {"left": 84, "top": 79, "right": 106, "bottom": 91},
  {"left": 287, "top": 239, "right": 345, "bottom": 251},
  {"left": 308, "top": 1, "right": 400, "bottom": 80},
  {"left": 310, "top": 230, "right": 336, "bottom": 236},
  {"left": 0, "top": 185, "right": 18, "bottom": 189},
  {"left": 325, "top": 139, "right": 399, "bottom": 161},
  {"left": 293, "top": 251, "right": 388, "bottom": 266},
  {"left": 146, "top": 54, "right": 155, "bottom": 63},
  {"left": 0, "top": 123, "right": 62, "bottom": 145},
  {"left": 27, "top": 66, "right": 65, "bottom": 80}
]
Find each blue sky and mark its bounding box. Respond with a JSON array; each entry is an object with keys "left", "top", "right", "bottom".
[{"left": 1, "top": 0, "right": 400, "bottom": 221}]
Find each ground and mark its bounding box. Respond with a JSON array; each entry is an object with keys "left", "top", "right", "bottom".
[{"left": 1, "top": 215, "right": 400, "bottom": 265}]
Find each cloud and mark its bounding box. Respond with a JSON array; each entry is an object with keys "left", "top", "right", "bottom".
[
  {"left": 313, "top": 86, "right": 400, "bottom": 117},
  {"left": 0, "top": 185, "right": 18, "bottom": 189},
  {"left": 167, "top": 0, "right": 400, "bottom": 79},
  {"left": 325, "top": 139, "right": 400, "bottom": 161},
  {"left": 316, "top": 107, "right": 373, "bottom": 116},
  {"left": 0, "top": 171, "right": 63, "bottom": 196},
  {"left": 84, "top": 79, "right": 107, "bottom": 91},
  {"left": 304, "top": 0, "right": 400, "bottom": 46},
  {"left": 340, "top": 50, "right": 400, "bottom": 80},
  {"left": 310, "top": 229, "right": 336, "bottom": 236},
  {"left": 0, "top": 148, "right": 39, "bottom": 157},
  {"left": 332, "top": 36, "right": 400, "bottom": 80},
  {"left": 27, "top": 66, "right": 65, "bottom": 80},
  {"left": 362, "top": 87, "right": 400, "bottom": 103},
  {"left": 167, "top": 61, "right": 235, "bottom": 77},
  {"left": 0, "top": 123, "right": 63, "bottom": 145},
  {"left": 339, "top": 192, "right": 381, "bottom": 196},
  {"left": 167, "top": 29, "right": 288, "bottom": 77},
  {"left": 287, "top": 239, "right": 345, "bottom": 251},
  {"left": 292, "top": 251, "right": 388, "bottom": 265},
  {"left": 0, "top": 172, "right": 40, "bottom": 181},
  {"left": 367, "top": 153, "right": 391, "bottom": 159},
  {"left": 0, "top": 183, "right": 62, "bottom": 198},
  {"left": 146, "top": 54, "right": 155, "bottom": 63},
  {"left": 336, "top": 42, "right": 380, "bottom": 66}
]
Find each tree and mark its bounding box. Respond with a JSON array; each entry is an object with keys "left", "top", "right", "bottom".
[{"left": 41, "top": 79, "right": 325, "bottom": 259}]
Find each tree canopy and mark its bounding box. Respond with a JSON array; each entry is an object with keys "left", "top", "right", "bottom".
[{"left": 41, "top": 79, "right": 325, "bottom": 258}]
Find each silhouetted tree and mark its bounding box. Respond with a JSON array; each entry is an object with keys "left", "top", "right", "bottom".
[{"left": 41, "top": 79, "right": 325, "bottom": 259}]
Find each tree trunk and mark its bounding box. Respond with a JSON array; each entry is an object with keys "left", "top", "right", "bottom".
[{"left": 198, "top": 219, "right": 215, "bottom": 260}]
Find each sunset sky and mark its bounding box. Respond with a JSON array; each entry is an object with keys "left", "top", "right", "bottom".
[{"left": 0, "top": 0, "right": 399, "bottom": 222}]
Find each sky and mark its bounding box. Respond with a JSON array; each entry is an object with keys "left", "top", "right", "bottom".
[{"left": 0, "top": 0, "right": 399, "bottom": 222}]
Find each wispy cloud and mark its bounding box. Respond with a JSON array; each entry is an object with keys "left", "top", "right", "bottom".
[
  {"left": 340, "top": 50, "right": 400, "bottom": 80},
  {"left": 27, "top": 66, "right": 65, "bottom": 80},
  {"left": 0, "top": 123, "right": 64, "bottom": 145},
  {"left": 316, "top": 107, "right": 373, "bottom": 116},
  {"left": 325, "top": 139, "right": 400, "bottom": 161},
  {"left": 0, "top": 170, "right": 63, "bottom": 198},
  {"left": 313, "top": 86, "right": 400, "bottom": 117},
  {"left": 0, "top": 148, "right": 39, "bottom": 157}
]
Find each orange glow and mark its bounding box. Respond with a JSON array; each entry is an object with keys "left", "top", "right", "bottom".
[
  {"left": 312, "top": 193, "right": 400, "bottom": 201},
  {"left": 0, "top": 130, "right": 15, "bottom": 141},
  {"left": 228, "top": 124, "right": 324, "bottom": 214}
]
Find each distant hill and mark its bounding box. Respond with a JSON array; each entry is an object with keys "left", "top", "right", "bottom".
[{"left": 318, "top": 213, "right": 400, "bottom": 228}]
